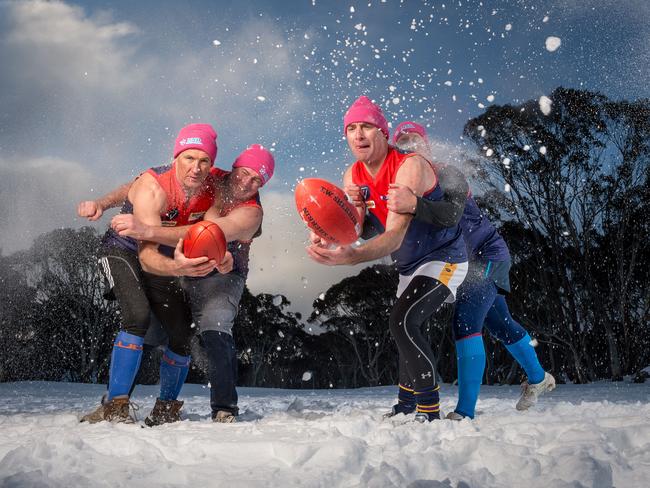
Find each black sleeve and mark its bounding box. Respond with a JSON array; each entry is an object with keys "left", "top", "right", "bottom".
[
  {"left": 360, "top": 218, "right": 380, "bottom": 240},
  {"left": 413, "top": 164, "right": 468, "bottom": 228}
]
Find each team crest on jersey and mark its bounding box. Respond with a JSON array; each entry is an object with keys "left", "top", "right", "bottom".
[
  {"left": 166, "top": 208, "right": 179, "bottom": 220},
  {"left": 189, "top": 212, "right": 206, "bottom": 221},
  {"left": 161, "top": 221, "right": 178, "bottom": 227},
  {"left": 359, "top": 185, "right": 376, "bottom": 208}
]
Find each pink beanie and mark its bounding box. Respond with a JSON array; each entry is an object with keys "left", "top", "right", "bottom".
[
  {"left": 232, "top": 144, "right": 275, "bottom": 186},
  {"left": 343, "top": 96, "right": 389, "bottom": 138},
  {"left": 173, "top": 123, "right": 218, "bottom": 164},
  {"left": 392, "top": 121, "right": 428, "bottom": 145}
]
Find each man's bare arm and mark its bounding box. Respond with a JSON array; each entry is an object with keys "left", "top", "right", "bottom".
[
  {"left": 77, "top": 181, "right": 133, "bottom": 221},
  {"left": 113, "top": 203, "right": 263, "bottom": 246},
  {"left": 205, "top": 205, "right": 263, "bottom": 242},
  {"left": 132, "top": 174, "right": 215, "bottom": 277}
]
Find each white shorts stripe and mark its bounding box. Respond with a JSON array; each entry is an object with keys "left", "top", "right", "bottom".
[
  {"left": 99, "top": 257, "right": 115, "bottom": 289},
  {"left": 397, "top": 260, "right": 469, "bottom": 302}
]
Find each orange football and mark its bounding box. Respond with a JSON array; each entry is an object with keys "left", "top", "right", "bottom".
[
  {"left": 183, "top": 221, "right": 227, "bottom": 262},
  {"left": 295, "top": 178, "right": 361, "bottom": 246}
]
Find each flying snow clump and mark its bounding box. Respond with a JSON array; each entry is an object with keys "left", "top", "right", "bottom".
[
  {"left": 545, "top": 36, "right": 561, "bottom": 52},
  {"left": 539, "top": 95, "right": 553, "bottom": 115}
]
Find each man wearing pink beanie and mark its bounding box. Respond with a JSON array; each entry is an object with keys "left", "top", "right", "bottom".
[
  {"left": 78, "top": 122, "right": 232, "bottom": 425},
  {"left": 232, "top": 143, "right": 275, "bottom": 188},
  {"left": 343, "top": 95, "right": 390, "bottom": 139},
  {"left": 78, "top": 139, "right": 274, "bottom": 424},
  {"left": 307, "top": 96, "right": 469, "bottom": 423}
]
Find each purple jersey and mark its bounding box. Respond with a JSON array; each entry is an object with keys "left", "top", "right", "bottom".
[{"left": 461, "top": 195, "right": 510, "bottom": 262}]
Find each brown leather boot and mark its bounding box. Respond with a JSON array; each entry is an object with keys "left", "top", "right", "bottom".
[
  {"left": 80, "top": 395, "right": 134, "bottom": 423},
  {"left": 212, "top": 410, "right": 236, "bottom": 423},
  {"left": 144, "top": 398, "right": 184, "bottom": 427}
]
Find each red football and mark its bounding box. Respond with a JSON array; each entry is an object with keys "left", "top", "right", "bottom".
[
  {"left": 295, "top": 178, "right": 361, "bottom": 246},
  {"left": 183, "top": 221, "right": 227, "bottom": 262}
]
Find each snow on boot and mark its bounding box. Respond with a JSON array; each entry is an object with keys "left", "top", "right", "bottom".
[
  {"left": 80, "top": 395, "right": 135, "bottom": 424},
  {"left": 446, "top": 411, "right": 466, "bottom": 421},
  {"left": 212, "top": 410, "right": 236, "bottom": 423},
  {"left": 516, "top": 372, "right": 556, "bottom": 411},
  {"left": 414, "top": 411, "right": 441, "bottom": 423},
  {"left": 383, "top": 403, "right": 416, "bottom": 419},
  {"left": 144, "top": 398, "right": 184, "bottom": 427}
]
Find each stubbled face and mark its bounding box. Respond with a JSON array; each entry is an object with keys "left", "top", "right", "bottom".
[
  {"left": 346, "top": 122, "right": 388, "bottom": 164},
  {"left": 396, "top": 132, "right": 428, "bottom": 156},
  {"left": 229, "top": 166, "right": 263, "bottom": 201},
  {"left": 175, "top": 149, "right": 212, "bottom": 190}
]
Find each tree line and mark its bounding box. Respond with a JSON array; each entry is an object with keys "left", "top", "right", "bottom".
[{"left": 0, "top": 88, "right": 648, "bottom": 387}]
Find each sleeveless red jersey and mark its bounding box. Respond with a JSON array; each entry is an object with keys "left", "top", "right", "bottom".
[
  {"left": 351, "top": 147, "right": 467, "bottom": 274},
  {"left": 146, "top": 163, "right": 217, "bottom": 227}
]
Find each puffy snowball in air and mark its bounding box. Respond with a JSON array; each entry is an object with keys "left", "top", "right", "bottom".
[
  {"left": 545, "top": 36, "right": 561, "bottom": 52},
  {"left": 539, "top": 96, "right": 553, "bottom": 115}
]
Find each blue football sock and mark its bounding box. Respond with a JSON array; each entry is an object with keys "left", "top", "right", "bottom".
[
  {"left": 505, "top": 334, "right": 545, "bottom": 384},
  {"left": 455, "top": 335, "right": 486, "bottom": 419},
  {"left": 159, "top": 348, "right": 190, "bottom": 401},
  {"left": 107, "top": 331, "right": 144, "bottom": 400}
]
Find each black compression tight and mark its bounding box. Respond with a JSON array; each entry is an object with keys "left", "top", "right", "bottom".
[{"left": 389, "top": 275, "right": 451, "bottom": 391}]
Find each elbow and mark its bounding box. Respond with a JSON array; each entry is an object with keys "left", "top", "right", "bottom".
[{"left": 443, "top": 210, "right": 464, "bottom": 227}]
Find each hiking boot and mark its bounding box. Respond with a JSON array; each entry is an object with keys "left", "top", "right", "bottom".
[
  {"left": 516, "top": 372, "right": 556, "bottom": 411},
  {"left": 144, "top": 398, "right": 184, "bottom": 427},
  {"left": 382, "top": 403, "right": 416, "bottom": 419},
  {"left": 80, "top": 395, "right": 135, "bottom": 424},
  {"left": 212, "top": 410, "right": 236, "bottom": 423}
]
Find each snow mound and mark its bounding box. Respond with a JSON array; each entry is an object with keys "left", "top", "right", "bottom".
[{"left": 1, "top": 382, "right": 648, "bottom": 487}]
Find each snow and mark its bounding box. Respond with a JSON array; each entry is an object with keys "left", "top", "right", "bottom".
[
  {"left": 545, "top": 36, "right": 562, "bottom": 52},
  {"left": 1, "top": 381, "right": 648, "bottom": 487},
  {"left": 539, "top": 95, "right": 553, "bottom": 115}
]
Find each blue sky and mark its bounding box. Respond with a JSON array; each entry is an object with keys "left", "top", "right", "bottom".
[{"left": 1, "top": 0, "right": 648, "bottom": 315}]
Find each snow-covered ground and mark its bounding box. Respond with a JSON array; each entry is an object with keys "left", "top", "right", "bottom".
[{"left": 1, "top": 381, "right": 648, "bottom": 488}]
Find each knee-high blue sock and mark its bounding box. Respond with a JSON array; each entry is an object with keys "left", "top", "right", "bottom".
[
  {"left": 159, "top": 348, "right": 190, "bottom": 401},
  {"left": 108, "top": 331, "right": 144, "bottom": 400},
  {"left": 455, "top": 334, "right": 486, "bottom": 419},
  {"left": 505, "top": 334, "right": 545, "bottom": 384}
]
